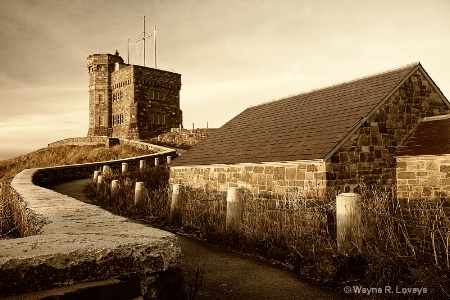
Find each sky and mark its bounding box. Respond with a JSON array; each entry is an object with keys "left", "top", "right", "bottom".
[{"left": 0, "top": 0, "right": 449, "bottom": 160}]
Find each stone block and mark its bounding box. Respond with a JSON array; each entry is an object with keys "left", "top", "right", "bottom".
[
  {"left": 440, "top": 165, "right": 450, "bottom": 173},
  {"left": 264, "top": 166, "right": 274, "bottom": 174},
  {"left": 253, "top": 166, "right": 264, "bottom": 173},
  {"left": 426, "top": 160, "right": 439, "bottom": 171},
  {"left": 398, "top": 172, "right": 416, "bottom": 180},
  {"left": 218, "top": 172, "right": 227, "bottom": 184},
  {"left": 273, "top": 167, "right": 285, "bottom": 180},
  {"left": 306, "top": 164, "right": 318, "bottom": 172},
  {"left": 297, "top": 171, "right": 306, "bottom": 180},
  {"left": 286, "top": 168, "right": 297, "bottom": 180}
]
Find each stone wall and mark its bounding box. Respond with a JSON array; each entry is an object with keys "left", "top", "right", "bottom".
[
  {"left": 2, "top": 160, "right": 182, "bottom": 298},
  {"left": 396, "top": 155, "right": 450, "bottom": 200},
  {"left": 34, "top": 147, "right": 176, "bottom": 187},
  {"left": 170, "top": 160, "right": 327, "bottom": 197},
  {"left": 327, "top": 69, "right": 450, "bottom": 194}
]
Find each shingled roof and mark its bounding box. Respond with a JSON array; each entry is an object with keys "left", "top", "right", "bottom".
[
  {"left": 173, "top": 63, "right": 425, "bottom": 166},
  {"left": 396, "top": 114, "right": 450, "bottom": 156}
]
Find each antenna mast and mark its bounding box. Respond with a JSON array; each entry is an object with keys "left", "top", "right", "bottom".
[
  {"left": 143, "top": 16, "right": 146, "bottom": 66},
  {"left": 154, "top": 26, "right": 157, "bottom": 69}
]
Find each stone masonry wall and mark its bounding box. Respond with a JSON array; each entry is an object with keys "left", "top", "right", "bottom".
[
  {"left": 170, "top": 161, "right": 327, "bottom": 197},
  {"left": 396, "top": 155, "right": 450, "bottom": 200},
  {"left": 110, "top": 65, "right": 182, "bottom": 140},
  {"left": 327, "top": 69, "right": 450, "bottom": 194},
  {"left": 111, "top": 65, "right": 135, "bottom": 139}
]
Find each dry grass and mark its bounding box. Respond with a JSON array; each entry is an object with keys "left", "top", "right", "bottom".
[
  {"left": 0, "top": 144, "right": 156, "bottom": 239},
  {"left": 87, "top": 169, "right": 450, "bottom": 298}
]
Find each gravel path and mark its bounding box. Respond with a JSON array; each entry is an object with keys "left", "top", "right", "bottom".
[{"left": 51, "top": 179, "right": 349, "bottom": 300}]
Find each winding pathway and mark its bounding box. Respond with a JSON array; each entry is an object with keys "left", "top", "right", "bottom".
[{"left": 50, "top": 179, "right": 349, "bottom": 300}]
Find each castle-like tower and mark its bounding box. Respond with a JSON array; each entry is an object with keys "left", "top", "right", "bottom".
[{"left": 87, "top": 52, "right": 182, "bottom": 139}]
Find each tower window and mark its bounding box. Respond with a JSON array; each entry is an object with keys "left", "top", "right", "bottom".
[
  {"left": 99, "top": 116, "right": 104, "bottom": 126},
  {"left": 98, "top": 94, "right": 104, "bottom": 102}
]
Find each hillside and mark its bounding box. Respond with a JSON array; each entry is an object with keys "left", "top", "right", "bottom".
[
  {"left": 0, "top": 144, "right": 156, "bottom": 184},
  {"left": 146, "top": 128, "right": 217, "bottom": 149}
]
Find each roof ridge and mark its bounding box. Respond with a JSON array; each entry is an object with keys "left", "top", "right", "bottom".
[{"left": 251, "top": 62, "right": 421, "bottom": 109}]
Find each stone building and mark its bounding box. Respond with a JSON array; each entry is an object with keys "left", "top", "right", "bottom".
[
  {"left": 87, "top": 52, "right": 182, "bottom": 140},
  {"left": 395, "top": 114, "right": 450, "bottom": 200},
  {"left": 170, "top": 62, "right": 450, "bottom": 197}
]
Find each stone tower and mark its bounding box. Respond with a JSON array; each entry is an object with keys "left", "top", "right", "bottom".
[
  {"left": 87, "top": 53, "right": 124, "bottom": 136},
  {"left": 87, "top": 52, "right": 182, "bottom": 140}
]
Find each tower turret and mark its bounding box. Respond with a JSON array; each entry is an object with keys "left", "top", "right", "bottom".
[{"left": 87, "top": 53, "right": 124, "bottom": 136}]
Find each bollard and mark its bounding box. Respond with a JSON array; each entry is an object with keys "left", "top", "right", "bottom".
[
  {"left": 170, "top": 184, "right": 183, "bottom": 224},
  {"left": 140, "top": 159, "right": 146, "bottom": 170},
  {"left": 111, "top": 180, "right": 119, "bottom": 195},
  {"left": 226, "top": 187, "right": 243, "bottom": 233},
  {"left": 336, "top": 193, "right": 362, "bottom": 255},
  {"left": 167, "top": 156, "right": 172, "bottom": 164},
  {"left": 93, "top": 170, "right": 100, "bottom": 182},
  {"left": 122, "top": 162, "right": 128, "bottom": 176},
  {"left": 134, "top": 182, "right": 145, "bottom": 207},
  {"left": 102, "top": 165, "right": 111, "bottom": 177},
  {"left": 155, "top": 157, "right": 160, "bottom": 167},
  {"left": 97, "top": 175, "right": 104, "bottom": 190}
]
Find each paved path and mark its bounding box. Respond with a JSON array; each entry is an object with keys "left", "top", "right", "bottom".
[{"left": 51, "top": 179, "right": 348, "bottom": 300}]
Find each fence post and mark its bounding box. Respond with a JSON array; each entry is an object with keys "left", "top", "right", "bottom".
[
  {"left": 170, "top": 184, "right": 183, "bottom": 224},
  {"left": 122, "top": 163, "right": 128, "bottom": 176},
  {"left": 134, "top": 182, "right": 145, "bottom": 207},
  {"left": 111, "top": 180, "right": 119, "bottom": 195},
  {"left": 226, "top": 187, "right": 243, "bottom": 233},
  {"left": 155, "top": 157, "right": 160, "bottom": 167},
  {"left": 140, "top": 159, "right": 146, "bottom": 170},
  {"left": 93, "top": 170, "right": 100, "bottom": 182},
  {"left": 336, "top": 193, "right": 362, "bottom": 255},
  {"left": 167, "top": 156, "right": 172, "bottom": 164}
]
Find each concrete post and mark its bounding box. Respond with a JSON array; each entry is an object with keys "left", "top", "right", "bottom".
[
  {"left": 155, "top": 157, "right": 160, "bottom": 167},
  {"left": 122, "top": 163, "right": 128, "bottom": 176},
  {"left": 102, "top": 165, "right": 111, "bottom": 177},
  {"left": 134, "top": 182, "right": 145, "bottom": 207},
  {"left": 336, "top": 193, "right": 362, "bottom": 255},
  {"left": 140, "top": 159, "right": 146, "bottom": 170},
  {"left": 226, "top": 187, "right": 243, "bottom": 233},
  {"left": 97, "top": 175, "right": 104, "bottom": 190},
  {"left": 93, "top": 170, "right": 100, "bottom": 182},
  {"left": 167, "top": 156, "right": 172, "bottom": 164},
  {"left": 170, "top": 184, "right": 183, "bottom": 223},
  {"left": 111, "top": 180, "right": 119, "bottom": 195}
]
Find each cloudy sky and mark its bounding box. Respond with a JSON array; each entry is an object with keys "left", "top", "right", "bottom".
[{"left": 0, "top": 0, "right": 449, "bottom": 159}]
